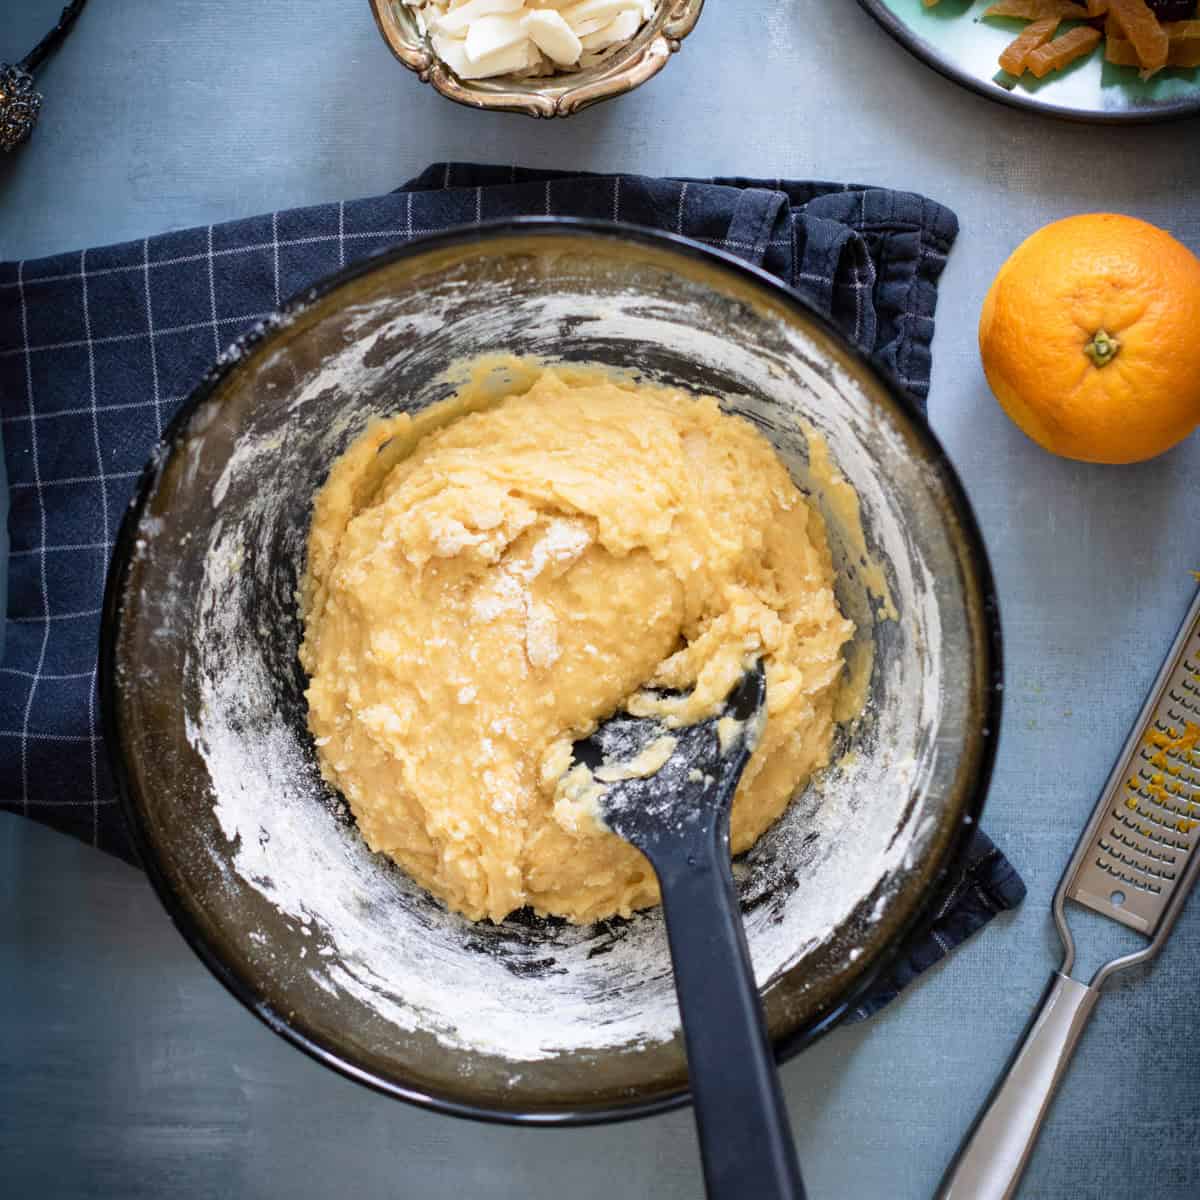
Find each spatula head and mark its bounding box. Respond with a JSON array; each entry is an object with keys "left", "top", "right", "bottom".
[{"left": 570, "top": 660, "right": 766, "bottom": 859}]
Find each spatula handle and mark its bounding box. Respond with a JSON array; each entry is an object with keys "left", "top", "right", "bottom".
[
  {"left": 654, "top": 839, "right": 805, "bottom": 1200},
  {"left": 935, "top": 971, "right": 1101, "bottom": 1200}
]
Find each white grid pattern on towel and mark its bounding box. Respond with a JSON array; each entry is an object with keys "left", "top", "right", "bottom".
[
  {"left": 15, "top": 261, "right": 49, "bottom": 818},
  {"left": 2, "top": 211, "right": 311, "bottom": 841},
  {"left": 272, "top": 212, "right": 281, "bottom": 310},
  {"left": 9, "top": 541, "right": 113, "bottom": 558},
  {"left": 10, "top": 469, "right": 143, "bottom": 490},
  {"left": 2, "top": 230, "right": 280, "bottom": 838},
  {"left": 11, "top": 608, "right": 105, "bottom": 623},
  {"left": 2, "top": 396, "right": 172, "bottom": 422},
  {"left": 0, "top": 314, "right": 275, "bottom": 359},
  {"left": 81, "top": 249, "right": 110, "bottom": 844},
  {"left": 144, "top": 237, "right": 164, "bottom": 438}
]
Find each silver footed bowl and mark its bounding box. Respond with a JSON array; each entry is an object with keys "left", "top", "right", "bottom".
[{"left": 370, "top": 0, "right": 705, "bottom": 117}]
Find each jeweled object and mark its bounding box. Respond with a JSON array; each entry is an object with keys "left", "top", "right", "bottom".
[{"left": 0, "top": 64, "right": 42, "bottom": 153}]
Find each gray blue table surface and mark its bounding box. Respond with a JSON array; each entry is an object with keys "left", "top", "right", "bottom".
[{"left": 2, "top": 2, "right": 1198, "bottom": 1197}]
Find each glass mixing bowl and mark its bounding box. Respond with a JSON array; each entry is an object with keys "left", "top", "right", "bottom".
[{"left": 101, "top": 222, "right": 1000, "bottom": 1124}]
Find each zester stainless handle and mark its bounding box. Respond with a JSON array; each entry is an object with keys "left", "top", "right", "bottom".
[{"left": 935, "top": 972, "right": 1101, "bottom": 1200}]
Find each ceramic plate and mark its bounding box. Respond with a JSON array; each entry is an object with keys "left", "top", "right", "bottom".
[{"left": 858, "top": 0, "right": 1200, "bottom": 124}]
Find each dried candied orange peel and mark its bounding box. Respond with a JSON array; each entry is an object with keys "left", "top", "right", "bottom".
[
  {"left": 1026, "top": 23, "right": 1103, "bottom": 73},
  {"left": 1108, "top": 0, "right": 1171, "bottom": 71},
  {"left": 921, "top": 0, "right": 1197, "bottom": 79},
  {"left": 986, "top": 1, "right": 1091, "bottom": 18},
  {"left": 1108, "top": 22, "right": 1200, "bottom": 69},
  {"left": 998, "top": 16, "right": 1061, "bottom": 73}
]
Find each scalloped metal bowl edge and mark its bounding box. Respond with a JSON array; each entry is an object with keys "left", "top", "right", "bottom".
[{"left": 370, "top": 0, "right": 705, "bottom": 116}]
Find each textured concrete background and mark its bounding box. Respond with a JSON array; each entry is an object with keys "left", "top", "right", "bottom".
[{"left": 2, "top": 1, "right": 1199, "bottom": 1197}]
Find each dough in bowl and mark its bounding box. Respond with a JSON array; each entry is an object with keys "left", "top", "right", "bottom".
[{"left": 300, "top": 364, "right": 854, "bottom": 923}]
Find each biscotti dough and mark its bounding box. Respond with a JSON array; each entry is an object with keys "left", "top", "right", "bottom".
[{"left": 300, "top": 365, "right": 854, "bottom": 924}]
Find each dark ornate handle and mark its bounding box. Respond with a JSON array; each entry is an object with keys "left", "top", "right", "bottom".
[{"left": 20, "top": 0, "right": 91, "bottom": 75}]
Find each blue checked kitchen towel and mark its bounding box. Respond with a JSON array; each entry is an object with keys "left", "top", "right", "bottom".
[{"left": 0, "top": 164, "right": 1024, "bottom": 1018}]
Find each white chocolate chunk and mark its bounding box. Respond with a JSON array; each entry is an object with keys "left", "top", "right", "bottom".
[
  {"left": 465, "top": 13, "right": 529, "bottom": 61},
  {"left": 522, "top": 8, "right": 583, "bottom": 65},
  {"left": 567, "top": 15, "right": 609, "bottom": 36},
  {"left": 433, "top": 0, "right": 525, "bottom": 37},
  {"left": 430, "top": 34, "right": 472, "bottom": 76},
  {"left": 578, "top": 8, "right": 641, "bottom": 49},
  {"left": 560, "top": 0, "right": 636, "bottom": 28},
  {"left": 433, "top": 30, "right": 538, "bottom": 77}
]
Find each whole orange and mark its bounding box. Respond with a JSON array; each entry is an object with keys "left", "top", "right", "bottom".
[{"left": 979, "top": 213, "right": 1200, "bottom": 464}]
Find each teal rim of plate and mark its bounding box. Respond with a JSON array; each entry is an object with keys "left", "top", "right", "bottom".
[{"left": 859, "top": 0, "right": 1200, "bottom": 124}]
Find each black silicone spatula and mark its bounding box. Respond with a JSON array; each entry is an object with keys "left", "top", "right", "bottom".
[{"left": 572, "top": 660, "right": 805, "bottom": 1200}]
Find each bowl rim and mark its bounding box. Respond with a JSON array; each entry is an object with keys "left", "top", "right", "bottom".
[{"left": 101, "top": 217, "right": 1003, "bottom": 1127}]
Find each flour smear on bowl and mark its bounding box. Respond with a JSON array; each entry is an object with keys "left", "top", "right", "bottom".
[{"left": 180, "top": 284, "right": 946, "bottom": 1067}]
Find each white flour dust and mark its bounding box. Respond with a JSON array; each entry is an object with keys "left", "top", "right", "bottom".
[{"left": 175, "top": 267, "right": 954, "bottom": 1070}]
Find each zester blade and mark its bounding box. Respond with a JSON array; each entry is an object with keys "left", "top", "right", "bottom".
[
  {"left": 937, "top": 589, "right": 1200, "bottom": 1200},
  {"left": 1064, "top": 589, "right": 1200, "bottom": 938}
]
